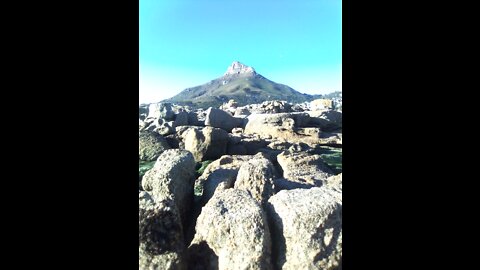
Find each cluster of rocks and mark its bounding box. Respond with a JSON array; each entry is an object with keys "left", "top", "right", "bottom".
[{"left": 139, "top": 100, "right": 342, "bottom": 269}]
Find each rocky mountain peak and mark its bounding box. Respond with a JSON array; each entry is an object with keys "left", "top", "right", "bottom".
[{"left": 224, "top": 61, "right": 256, "bottom": 76}]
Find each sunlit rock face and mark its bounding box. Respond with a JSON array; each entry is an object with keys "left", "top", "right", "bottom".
[{"left": 223, "top": 61, "right": 256, "bottom": 76}]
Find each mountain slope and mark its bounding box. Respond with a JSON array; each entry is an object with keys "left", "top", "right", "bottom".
[{"left": 164, "top": 61, "right": 320, "bottom": 109}]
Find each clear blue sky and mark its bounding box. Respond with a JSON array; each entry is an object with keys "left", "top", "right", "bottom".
[{"left": 140, "top": 0, "right": 342, "bottom": 103}]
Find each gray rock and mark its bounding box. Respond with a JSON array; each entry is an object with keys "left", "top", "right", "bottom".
[
  {"left": 318, "top": 110, "right": 342, "bottom": 126},
  {"left": 156, "top": 121, "right": 175, "bottom": 136},
  {"left": 184, "top": 126, "right": 229, "bottom": 162},
  {"left": 139, "top": 130, "right": 171, "bottom": 161},
  {"left": 197, "top": 155, "right": 251, "bottom": 204},
  {"left": 205, "top": 107, "right": 242, "bottom": 132},
  {"left": 147, "top": 102, "right": 175, "bottom": 121},
  {"left": 189, "top": 189, "right": 273, "bottom": 270},
  {"left": 243, "top": 113, "right": 313, "bottom": 143},
  {"left": 267, "top": 187, "right": 342, "bottom": 270},
  {"left": 139, "top": 197, "right": 186, "bottom": 270},
  {"left": 234, "top": 155, "right": 276, "bottom": 206},
  {"left": 324, "top": 173, "right": 342, "bottom": 192},
  {"left": 142, "top": 149, "right": 196, "bottom": 227},
  {"left": 227, "top": 142, "right": 248, "bottom": 155},
  {"left": 187, "top": 112, "right": 201, "bottom": 126},
  {"left": 234, "top": 107, "right": 251, "bottom": 116},
  {"left": 173, "top": 112, "right": 189, "bottom": 127},
  {"left": 164, "top": 134, "right": 181, "bottom": 149},
  {"left": 277, "top": 150, "right": 334, "bottom": 187}
]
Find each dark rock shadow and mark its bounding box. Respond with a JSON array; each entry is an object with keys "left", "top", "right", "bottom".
[
  {"left": 265, "top": 202, "right": 287, "bottom": 270},
  {"left": 312, "top": 204, "right": 342, "bottom": 268},
  {"left": 187, "top": 241, "right": 219, "bottom": 270},
  {"left": 274, "top": 178, "right": 316, "bottom": 192}
]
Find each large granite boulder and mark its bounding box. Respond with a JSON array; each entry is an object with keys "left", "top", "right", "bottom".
[
  {"left": 189, "top": 189, "right": 273, "bottom": 270},
  {"left": 205, "top": 107, "right": 243, "bottom": 132},
  {"left": 142, "top": 149, "right": 196, "bottom": 226},
  {"left": 243, "top": 113, "right": 315, "bottom": 143},
  {"left": 139, "top": 130, "right": 171, "bottom": 161},
  {"left": 234, "top": 155, "right": 276, "bottom": 207},
  {"left": 173, "top": 111, "right": 189, "bottom": 127},
  {"left": 147, "top": 102, "right": 175, "bottom": 121},
  {"left": 139, "top": 194, "right": 186, "bottom": 270},
  {"left": 267, "top": 187, "right": 342, "bottom": 270},
  {"left": 197, "top": 155, "right": 251, "bottom": 204},
  {"left": 184, "top": 126, "right": 229, "bottom": 162}
]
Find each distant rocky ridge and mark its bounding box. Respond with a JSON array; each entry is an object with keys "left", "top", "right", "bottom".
[
  {"left": 163, "top": 61, "right": 324, "bottom": 109},
  {"left": 139, "top": 98, "right": 342, "bottom": 269}
]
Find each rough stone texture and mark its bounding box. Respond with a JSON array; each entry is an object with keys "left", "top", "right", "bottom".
[
  {"left": 205, "top": 107, "right": 243, "bottom": 132},
  {"left": 187, "top": 112, "right": 201, "bottom": 126},
  {"left": 147, "top": 102, "right": 175, "bottom": 121},
  {"left": 276, "top": 150, "right": 334, "bottom": 187},
  {"left": 156, "top": 121, "right": 175, "bottom": 136},
  {"left": 164, "top": 134, "right": 181, "bottom": 149},
  {"left": 173, "top": 111, "right": 189, "bottom": 127},
  {"left": 184, "top": 126, "right": 229, "bottom": 162},
  {"left": 310, "top": 99, "right": 334, "bottom": 111},
  {"left": 273, "top": 178, "right": 316, "bottom": 192},
  {"left": 243, "top": 113, "right": 330, "bottom": 145},
  {"left": 139, "top": 119, "right": 146, "bottom": 130},
  {"left": 139, "top": 130, "right": 171, "bottom": 161},
  {"left": 190, "top": 189, "right": 273, "bottom": 270},
  {"left": 224, "top": 61, "right": 256, "bottom": 76},
  {"left": 139, "top": 196, "right": 186, "bottom": 270},
  {"left": 234, "top": 155, "right": 276, "bottom": 206},
  {"left": 236, "top": 100, "right": 293, "bottom": 115},
  {"left": 324, "top": 173, "right": 342, "bottom": 192},
  {"left": 226, "top": 133, "right": 268, "bottom": 156},
  {"left": 318, "top": 110, "right": 342, "bottom": 127},
  {"left": 197, "top": 155, "right": 251, "bottom": 204},
  {"left": 234, "top": 107, "right": 251, "bottom": 116},
  {"left": 219, "top": 99, "right": 239, "bottom": 115},
  {"left": 267, "top": 187, "right": 342, "bottom": 270},
  {"left": 142, "top": 149, "right": 196, "bottom": 226}
]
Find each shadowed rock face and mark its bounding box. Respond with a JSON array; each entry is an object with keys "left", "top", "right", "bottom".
[
  {"left": 139, "top": 194, "right": 186, "bottom": 270},
  {"left": 139, "top": 130, "right": 171, "bottom": 161}
]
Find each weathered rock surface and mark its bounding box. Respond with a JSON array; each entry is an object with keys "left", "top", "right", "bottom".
[
  {"left": 142, "top": 149, "right": 196, "bottom": 226},
  {"left": 189, "top": 189, "right": 273, "bottom": 270},
  {"left": 244, "top": 113, "right": 309, "bottom": 139},
  {"left": 205, "top": 107, "right": 243, "bottom": 132},
  {"left": 139, "top": 130, "right": 171, "bottom": 161},
  {"left": 147, "top": 102, "right": 175, "bottom": 121},
  {"left": 197, "top": 155, "right": 251, "bottom": 204},
  {"left": 267, "top": 187, "right": 342, "bottom": 270},
  {"left": 234, "top": 155, "right": 276, "bottom": 206},
  {"left": 324, "top": 173, "right": 342, "bottom": 192},
  {"left": 173, "top": 111, "right": 189, "bottom": 127},
  {"left": 139, "top": 195, "right": 186, "bottom": 270},
  {"left": 318, "top": 110, "right": 342, "bottom": 127},
  {"left": 277, "top": 150, "right": 334, "bottom": 187},
  {"left": 184, "top": 126, "right": 229, "bottom": 162}
]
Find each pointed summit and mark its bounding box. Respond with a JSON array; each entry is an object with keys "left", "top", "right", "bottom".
[{"left": 224, "top": 61, "right": 256, "bottom": 76}]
